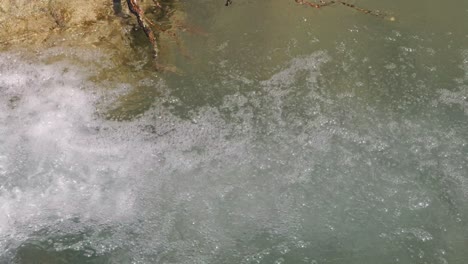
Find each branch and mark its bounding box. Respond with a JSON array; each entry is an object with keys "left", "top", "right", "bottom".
[
  {"left": 335, "top": 1, "right": 387, "bottom": 18},
  {"left": 228, "top": 0, "right": 392, "bottom": 20},
  {"left": 126, "top": 0, "right": 159, "bottom": 58}
]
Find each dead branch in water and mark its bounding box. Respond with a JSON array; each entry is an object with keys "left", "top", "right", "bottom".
[
  {"left": 226, "top": 0, "right": 391, "bottom": 19},
  {"left": 294, "top": 0, "right": 388, "bottom": 18},
  {"left": 126, "top": 0, "right": 160, "bottom": 58},
  {"left": 124, "top": 0, "right": 190, "bottom": 62}
]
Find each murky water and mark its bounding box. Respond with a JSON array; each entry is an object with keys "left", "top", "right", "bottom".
[{"left": 1, "top": 0, "right": 468, "bottom": 263}]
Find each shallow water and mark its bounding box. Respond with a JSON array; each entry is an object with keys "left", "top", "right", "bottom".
[{"left": 1, "top": 0, "right": 468, "bottom": 263}]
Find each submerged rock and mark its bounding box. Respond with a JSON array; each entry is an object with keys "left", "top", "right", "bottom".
[
  {"left": 0, "top": 0, "right": 112, "bottom": 46},
  {"left": 0, "top": 0, "right": 183, "bottom": 66}
]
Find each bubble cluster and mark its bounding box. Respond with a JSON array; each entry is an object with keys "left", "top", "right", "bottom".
[{"left": 0, "top": 47, "right": 467, "bottom": 264}]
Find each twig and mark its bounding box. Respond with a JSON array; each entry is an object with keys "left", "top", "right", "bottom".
[
  {"left": 295, "top": 0, "right": 329, "bottom": 8},
  {"left": 126, "top": 0, "right": 159, "bottom": 58},
  {"left": 152, "top": 0, "right": 163, "bottom": 9},
  {"left": 335, "top": 1, "right": 386, "bottom": 18},
  {"left": 228, "top": 0, "right": 391, "bottom": 19}
]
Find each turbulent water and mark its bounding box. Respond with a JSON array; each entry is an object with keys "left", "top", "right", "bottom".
[{"left": 1, "top": 0, "right": 468, "bottom": 263}]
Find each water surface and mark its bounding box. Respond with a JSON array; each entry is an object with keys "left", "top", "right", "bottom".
[{"left": 1, "top": 0, "right": 467, "bottom": 263}]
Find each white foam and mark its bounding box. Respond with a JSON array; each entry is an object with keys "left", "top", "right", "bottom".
[
  {"left": 0, "top": 51, "right": 283, "bottom": 260},
  {"left": 1, "top": 49, "right": 467, "bottom": 263},
  {"left": 436, "top": 50, "right": 468, "bottom": 115},
  {"left": 0, "top": 54, "right": 136, "bottom": 252}
]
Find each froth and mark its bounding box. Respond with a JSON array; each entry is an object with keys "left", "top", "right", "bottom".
[
  {"left": 1, "top": 49, "right": 467, "bottom": 264},
  {"left": 0, "top": 54, "right": 135, "bottom": 251},
  {"left": 436, "top": 50, "right": 468, "bottom": 115}
]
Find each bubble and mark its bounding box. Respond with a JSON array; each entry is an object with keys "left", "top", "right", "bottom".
[{"left": 1, "top": 46, "right": 468, "bottom": 264}]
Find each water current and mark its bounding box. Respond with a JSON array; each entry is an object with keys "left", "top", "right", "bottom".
[{"left": 1, "top": 0, "right": 467, "bottom": 263}]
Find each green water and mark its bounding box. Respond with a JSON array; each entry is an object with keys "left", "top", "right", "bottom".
[{"left": 1, "top": 0, "right": 468, "bottom": 263}]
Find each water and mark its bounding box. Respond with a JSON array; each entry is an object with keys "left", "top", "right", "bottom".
[{"left": 1, "top": 0, "right": 468, "bottom": 263}]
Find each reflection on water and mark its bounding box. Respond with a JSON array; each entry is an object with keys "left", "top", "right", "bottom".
[{"left": 1, "top": 0, "right": 468, "bottom": 263}]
